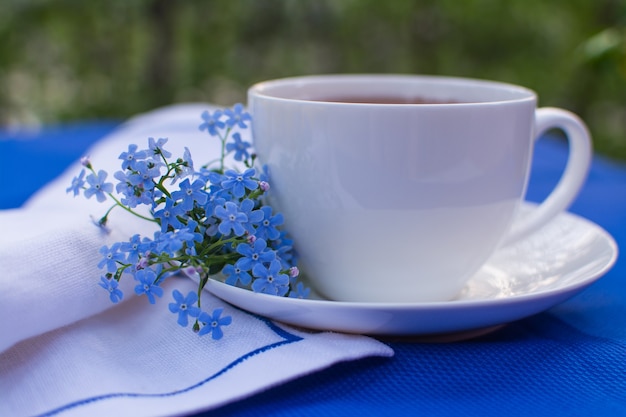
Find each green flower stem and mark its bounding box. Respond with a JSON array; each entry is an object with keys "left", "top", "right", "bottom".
[
  {"left": 199, "top": 236, "right": 242, "bottom": 258},
  {"left": 158, "top": 151, "right": 170, "bottom": 168},
  {"left": 84, "top": 164, "right": 156, "bottom": 223},
  {"left": 218, "top": 127, "right": 232, "bottom": 172},
  {"left": 243, "top": 154, "right": 256, "bottom": 169},
  {"left": 154, "top": 253, "right": 239, "bottom": 273},
  {"left": 107, "top": 193, "right": 158, "bottom": 223},
  {"left": 197, "top": 274, "right": 208, "bottom": 309},
  {"left": 247, "top": 188, "right": 265, "bottom": 200},
  {"left": 154, "top": 179, "right": 172, "bottom": 199},
  {"left": 113, "top": 263, "right": 133, "bottom": 281},
  {"left": 98, "top": 203, "right": 117, "bottom": 225},
  {"left": 156, "top": 265, "right": 183, "bottom": 282}
]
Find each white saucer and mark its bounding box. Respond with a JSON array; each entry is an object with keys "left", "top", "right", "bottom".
[{"left": 206, "top": 204, "right": 618, "bottom": 339}]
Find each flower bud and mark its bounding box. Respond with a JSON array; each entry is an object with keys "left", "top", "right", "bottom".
[{"left": 80, "top": 156, "right": 92, "bottom": 168}]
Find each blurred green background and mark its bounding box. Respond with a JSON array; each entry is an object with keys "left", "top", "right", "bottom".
[{"left": 1, "top": 0, "right": 625, "bottom": 159}]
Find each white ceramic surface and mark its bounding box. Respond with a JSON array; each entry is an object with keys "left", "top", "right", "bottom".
[
  {"left": 248, "top": 75, "right": 592, "bottom": 303},
  {"left": 206, "top": 204, "right": 617, "bottom": 338}
]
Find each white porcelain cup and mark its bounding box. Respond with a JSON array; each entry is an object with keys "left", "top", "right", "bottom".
[{"left": 248, "top": 74, "right": 591, "bottom": 303}]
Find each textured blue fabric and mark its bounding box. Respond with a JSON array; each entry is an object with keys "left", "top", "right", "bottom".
[
  {"left": 1, "top": 127, "right": 624, "bottom": 416},
  {"left": 0, "top": 121, "right": 119, "bottom": 209}
]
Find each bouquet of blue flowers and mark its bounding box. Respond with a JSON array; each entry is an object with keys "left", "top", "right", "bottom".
[{"left": 67, "top": 104, "right": 308, "bottom": 340}]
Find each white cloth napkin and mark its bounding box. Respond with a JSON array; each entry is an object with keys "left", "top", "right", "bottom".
[{"left": 0, "top": 104, "right": 393, "bottom": 417}]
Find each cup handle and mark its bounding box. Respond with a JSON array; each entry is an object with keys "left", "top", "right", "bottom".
[{"left": 502, "top": 107, "right": 592, "bottom": 246}]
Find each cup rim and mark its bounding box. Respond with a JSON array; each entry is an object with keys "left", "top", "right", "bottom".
[{"left": 248, "top": 74, "right": 537, "bottom": 106}]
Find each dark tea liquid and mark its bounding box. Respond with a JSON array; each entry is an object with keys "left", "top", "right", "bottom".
[{"left": 310, "top": 96, "right": 460, "bottom": 104}]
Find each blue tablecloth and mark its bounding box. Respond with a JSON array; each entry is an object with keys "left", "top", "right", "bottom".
[{"left": 1, "top": 123, "right": 625, "bottom": 416}]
